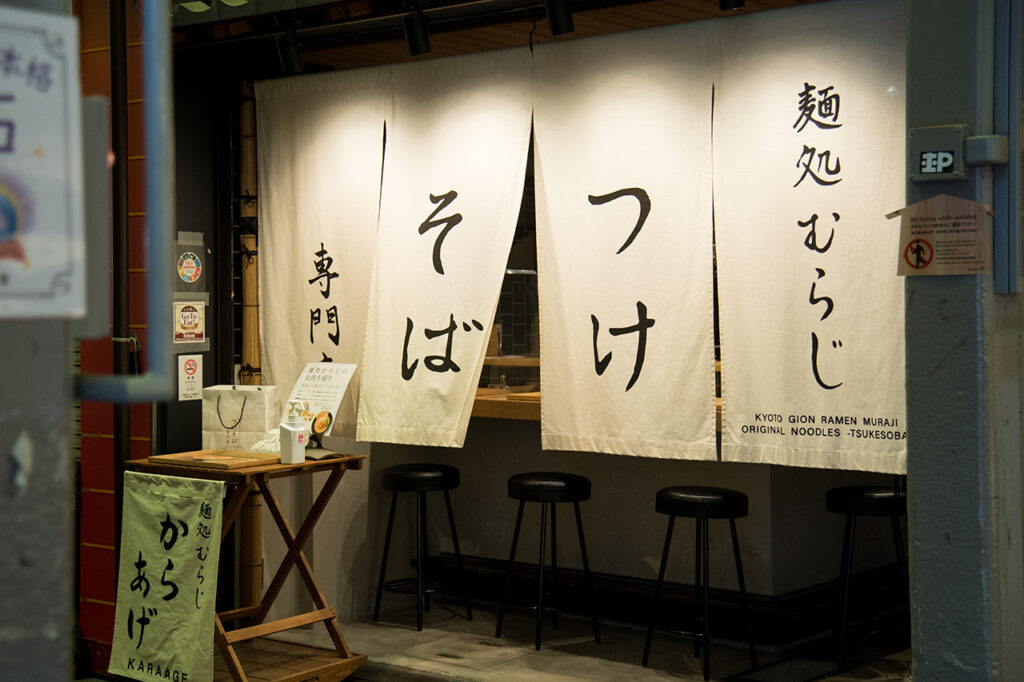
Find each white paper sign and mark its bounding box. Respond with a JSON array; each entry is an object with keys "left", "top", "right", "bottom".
[
  {"left": 177, "top": 354, "right": 202, "bottom": 401},
  {"left": 0, "top": 6, "right": 84, "bottom": 318},
  {"left": 286, "top": 362, "right": 356, "bottom": 437}
]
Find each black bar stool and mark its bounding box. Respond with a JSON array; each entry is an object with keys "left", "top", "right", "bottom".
[
  {"left": 372, "top": 463, "right": 472, "bottom": 630},
  {"left": 826, "top": 483, "right": 908, "bottom": 671},
  {"left": 495, "top": 472, "right": 601, "bottom": 651},
  {"left": 642, "top": 486, "right": 756, "bottom": 681}
]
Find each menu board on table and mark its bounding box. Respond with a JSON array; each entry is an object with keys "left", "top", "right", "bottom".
[
  {"left": 287, "top": 362, "right": 356, "bottom": 432},
  {"left": 250, "top": 362, "right": 356, "bottom": 456}
]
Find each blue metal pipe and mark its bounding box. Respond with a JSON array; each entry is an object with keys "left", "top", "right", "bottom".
[{"left": 76, "top": 0, "right": 174, "bottom": 402}]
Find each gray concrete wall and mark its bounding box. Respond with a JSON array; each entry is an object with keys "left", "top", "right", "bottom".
[
  {"left": 904, "top": 1, "right": 1024, "bottom": 680},
  {"left": 0, "top": 320, "right": 74, "bottom": 677}
]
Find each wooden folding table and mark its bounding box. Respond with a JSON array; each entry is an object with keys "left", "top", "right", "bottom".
[{"left": 127, "top": 454, "right": 368, "bottom": 682}]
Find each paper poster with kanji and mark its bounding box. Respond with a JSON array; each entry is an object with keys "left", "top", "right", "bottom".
[
  {"left": 110, "top": 472, "right": 224, "bottom": 682},
  {"left": 0, "top": 6, "right": 84, "bottom": 318}
]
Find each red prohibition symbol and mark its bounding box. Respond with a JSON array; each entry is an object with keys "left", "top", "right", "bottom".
[
  {"left": 184, "top": 358, "right": 198, "bottom": 376},
  {"left": 904, "top": 238, "right": 933, "bottom": 269}
]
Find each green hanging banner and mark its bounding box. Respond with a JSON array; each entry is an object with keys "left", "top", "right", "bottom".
[{"left": 110, "top": 472, "right": 225, "bottom": 682}]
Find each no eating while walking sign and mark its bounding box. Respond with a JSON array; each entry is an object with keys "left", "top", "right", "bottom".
[{"left": 888, "top": 194, "right": 993, "bottom": 276}]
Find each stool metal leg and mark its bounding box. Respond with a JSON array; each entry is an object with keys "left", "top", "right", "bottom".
[
  {"left": 373, "top": 491, "right": 398, "bottom": 622},
  {"left": 535, "top": 501, "right": 548, "bottom": 650},
  {"left": 693, "top": 517, "right": 702, "bottom": 658},
  {"left": 415, "top": 491, "right": 425, "bottom": 631},
  {"left": 443, "top": 489, "right": 473, "bottom": 621},
  {"left": 642, "top": 514, "right": 675, "bottom": 667},
  {"left": 836, "top": 514, "right": 857, "bottom": 670},
  {"left": 730, "top": 517, "right": 757, "bottom": 669},
  {"left": 495, "top": 500, "right": 525, "bottom": 638},
  {"left": 550, "top": 502, "right": 559, "bottom": 630},
  {"left": 573, "top": 501, "right": 601, "bottom": 644},
  {"left": 701, "top": 517, "right": 710, "bottom": 681},
  {"left": 419, "top": 492, "right": 431, "bottom": 613}
]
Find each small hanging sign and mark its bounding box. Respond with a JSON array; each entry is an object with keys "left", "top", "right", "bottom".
[{"left": 888, "top": 194, "right": 993, "bottom": 276}]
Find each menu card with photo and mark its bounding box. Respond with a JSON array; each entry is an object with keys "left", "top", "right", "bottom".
[{"left": 250, "top": 363, "right": 356, "bottom": 458}]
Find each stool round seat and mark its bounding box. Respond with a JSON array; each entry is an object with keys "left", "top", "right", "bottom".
[
  {"left": 382, "top": 463, "right": 460, "bottom": 492},
  {"left": 656, "top": 486, "right": 748, "bottom": 519},
  {"left": 826, "top": 486, "right": 906, "bottom": 517},
  {"left": 374, "top": 463, "right": 471, "bottom": 630},
  {"left": 508, "top": 472, "right": 591, "bottom": 503},
  {"left": 497, "top": 471, "right": 599, "bottom": 650},
  {"left": 644, "top": 484, "right": 757, "bottom": 679}
]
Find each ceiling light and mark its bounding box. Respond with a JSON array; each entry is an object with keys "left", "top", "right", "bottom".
[
  {"left": 545, "top": 0, "right": 574, "bottom": 36},
  {"left": 178, "top": 0, "right": 214, "bottom": 12},
  {"left": 275, "top": 33, "right": 304, "bottom": 75},
  {"left": 404, "top": 9, "right": 431, "bottom": 56}
]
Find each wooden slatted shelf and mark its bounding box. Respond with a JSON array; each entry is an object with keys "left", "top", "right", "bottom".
[
  {"left": 482, "top": 354, "right": 540, "bottom": 367},
  {"left": 473, "top": 362, "right": 722, "bottom": 426}
]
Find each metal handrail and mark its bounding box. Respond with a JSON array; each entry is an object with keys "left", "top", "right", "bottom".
[{"left": 76, "top": 0, "right": 173, "bottom": 402}]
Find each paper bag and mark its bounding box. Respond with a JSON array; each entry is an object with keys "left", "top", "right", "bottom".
[{"left": 201, "top": 385, "right": 278, "bottom": 452}]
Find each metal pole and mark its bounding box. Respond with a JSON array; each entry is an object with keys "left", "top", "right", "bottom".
[{"left": 108, "top": 0, "right": 131, "bottom": 588}]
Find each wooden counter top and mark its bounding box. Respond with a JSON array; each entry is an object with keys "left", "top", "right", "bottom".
[{"left": 472, "top": 391, "right": 722, "bottom": 429}]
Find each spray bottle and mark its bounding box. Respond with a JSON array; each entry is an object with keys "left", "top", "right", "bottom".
[{"left": 279, "top": 400, "right": 309, "bottom": 464}]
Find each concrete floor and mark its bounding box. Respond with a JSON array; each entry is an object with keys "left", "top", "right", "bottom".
[{"left": 270, "top": 599, "right": 912, "bottom": 682}]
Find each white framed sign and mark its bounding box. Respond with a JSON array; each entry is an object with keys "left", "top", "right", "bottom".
[
  {"left": 0, "top": 6, "right": 84, "bottom": 318},
  {"left": 178, "top": 354, "right": 202, "bottom": 401}
]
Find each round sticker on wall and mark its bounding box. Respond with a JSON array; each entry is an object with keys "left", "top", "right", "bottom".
[{"left": 178, "top": 251, "right": 202, "bottom": 283}]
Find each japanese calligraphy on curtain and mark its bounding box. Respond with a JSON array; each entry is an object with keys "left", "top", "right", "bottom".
[
  {"left": 714, "top": 0, "right": 907, "bottom": 473},
  {"left": 533, "top": 24, "right": 717, "bottom": 459},
  {"left": 357, "top": 49, "right": 533, "bottom": 447},
  {"left": 256, "top": 67, "right": 390, "bottom": 435}
]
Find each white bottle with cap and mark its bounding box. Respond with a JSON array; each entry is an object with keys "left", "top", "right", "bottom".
[{"left": 279, "top": 400, "right": 309, "bottom": 465}]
